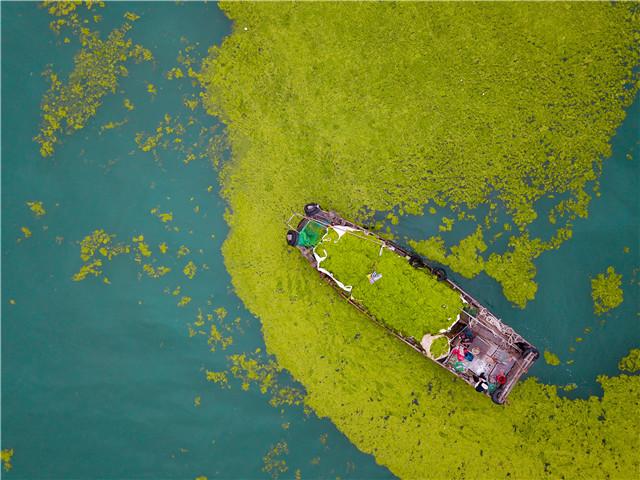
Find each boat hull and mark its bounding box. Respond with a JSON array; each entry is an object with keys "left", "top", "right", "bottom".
[{"left": 286, "top": 203, "right": 539, "bottom": 404}]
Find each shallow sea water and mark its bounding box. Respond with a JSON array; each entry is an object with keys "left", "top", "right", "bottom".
[{"left": 1, "top": 3, "right": 392, "bottom": 479}]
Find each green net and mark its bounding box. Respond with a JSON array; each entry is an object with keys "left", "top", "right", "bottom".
[{"left": 297, "top": 220, "right": 327, "bottom": 247}]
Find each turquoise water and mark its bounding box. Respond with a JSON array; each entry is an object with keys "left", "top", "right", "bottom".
[
  {"left": 1, "top": 3, "right": 391, "bottom": 479},
  {"left": 2, "top": 2, "right": 638, "bottom": 479}
]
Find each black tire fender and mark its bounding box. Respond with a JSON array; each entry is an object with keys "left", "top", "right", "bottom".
[
  {"left": 523, "top": 346, "right": 540, "bottom": 360},
  {"left": 409, "top": 255, "right": 426, "bottom": 268},
  {"left": 491, "top": 388, "right": 505, "bottom": 405},
  {"left": 433, "top": 267, "right": 447, "bottom": 281},
  {"left": 304, "top": 203, "right": 321, "bottom": 216},
  {"left": 286, "top": 230, "right": 299, "bottom": 247}
]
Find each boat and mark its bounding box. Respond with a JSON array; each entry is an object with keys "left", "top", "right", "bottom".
[{"left": 286, "top": 203, "right": 539, "bottom": 404}]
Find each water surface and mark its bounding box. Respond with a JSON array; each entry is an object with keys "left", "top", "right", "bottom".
[{"left": 1, "top": 3, "right": 392, "bottom": 478}]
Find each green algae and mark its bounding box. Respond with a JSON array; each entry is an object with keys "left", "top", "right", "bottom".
[
  {"left": 186, "top": 307, "right": 235, "bottom": 352},
  {"left": 200, "top": 2, "right": 640, "bottom": 477},
  {"left": 484, "top": 234, "right": 543, "bottom": 308},
  {"left": 408, "top": 236, "right": 447, "bottom": 265},
  {"left": 320, "top": 230, "right": 463, "bottom": 338},
  {"left": 1, "top": 449, "right": 14, "bottom": 472},
  {"left": 411, "top": 226, "right": 487, "bottom": 280},
  {"left": 72, "top": 259, "right": 103, "bottom": 281},
  {"left": 35, "top": 12, "right": 152, "bottom": 157},
  {"left": 618, "top": 349, "right": 640, "bottom": 373},
  {"left": 43, "top": 0, "right": 105, "bottom": 39},
  {"left": 142, "top": 264, "right": 171, "bottom": 279},
  {"left": 177, "top": 296, "right": 191, "bottom": 307},
  {"left": 227, "top": 352, "right": 305, "bottom": 408},
  {"left": 204, "top": 370, "right": 229, "bottom": 388},
  {"left": 26, "top": 201, "right": 46, "bottom": 217},
  {"left": 438, "top": 217, "right": 454, "bottom": 232},
  {"left": 150, "top": 207, "right": 173, "bottom": 223},
  {"left": 134, "top": 109, "right": 221, "bottom": 167},
  {"left": 183, "top": 260, "right": 197, "bottom": 279},
  {"left": 98, "top": 118, "right": 128, "bottom": 134},
  {"left": 544, "top": 351, "right": 561, "bottom": 367},
  {"left": 416, "top": 228, "right": 573, "bottom": 307},
  {"left": 20, "top": 226, "right": 32, "bottom": 240},
  {"left": 79, "top": 229, "right": 119, "bottom": 261},
  {"left": 591, "top": 266, "right": 624, "bottom": 316},
  {"left": 429, "top": 337, "right": 450, "bottom": 359},
  {"left": 446, "top": 226, "right": 487, "bottom": 278},
  {"left": 262, "top": 441, "right": 288, "bottom": 479},
  {"left": 72, "top": 230, "right": 195, "bottom": 302},
  {"left": 73, "top": 229, "right": 131, "bottom": 281}
]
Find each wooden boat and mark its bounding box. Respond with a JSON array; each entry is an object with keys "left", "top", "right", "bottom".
[{"left": 286, "top": 203, "right": 539, "bottom": 404}]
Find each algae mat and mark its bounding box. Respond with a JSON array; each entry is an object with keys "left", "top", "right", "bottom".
[
  {"left": 318, "top": 230, "right": 463, "bottom": 338},
  {"left": 201, "top": 3, "right": 640, "bottom": 478}
]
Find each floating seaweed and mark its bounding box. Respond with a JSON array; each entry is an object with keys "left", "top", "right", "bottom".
[
  {"left": 35, "top": 12, "right": 152, "bottom": 157},
  {"left": 199, "top": 2, "right": 640, "bottom": 477},
  {"left": 591, "top": 266, "right": 624, "bottom": 316}
]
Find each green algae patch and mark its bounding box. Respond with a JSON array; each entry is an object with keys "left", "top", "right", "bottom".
[
  {"left": 618, "top": 349, "right": 640, "bottom": 373},
  {"left": 72, "top": 259, "right": 103, "bottom": 281},
  {"left": 43, "top": 0, "right": 105, "bottom": 39},
  {"left": 71, "top": 230, "right": 194, "bottom": 298},
  {"left": 409, "top": 236, "right": 447, "bottom": 265},
  {"left": 26, "top": 200, "right": 46, "bottom": 217},
  {"left": 20, "top": 226, "right": 32, "bottom": 240},
  {"left": 73, "top": 229, "right": 132, "bottom": 281},
  {"left": 438, "top": 217, "right": 454, "bottom": 232},
  {"left": 177, "top": 296, "right": 192, "bottom": 307},
  {"left": 412, "top": 227, "right": 487, "bottom": 280},
  {"left": 35, "top": 15, "right": 152, "bottom": 157},
  {"left": 150, "top": 207, "right": 173, "bottom": 223},
  {"left": 544, "top": 350, "right": 561, "bottom": 366},
  {"left": 446, "top": 226, "right": 487, "bottom": 278},
  {"left": 415, "top": 227, "right": 575, "bottom": 307},
  {"left": 201, "top": 2, "right": 640, "bottom": 478},
  {"left": 142, "top": 264, "right": 171, "bottom": 279},
  {"left": 262, "top": 441, "right": 288, "bottom": 480},
  {"left": 183, "top": 260, "right": 197, "bottom": 279},
  {"left": 320, "top": 230, "right": 463, "bottom": 338},
  {"left": 226, "top": 352, "right": 305, "bottom": 408},
  {"left": 1, "top": 448, "right": 14, "bottom": 472},
  {"left": 205, "top": 370, "right": 229, "bottom": 388},
  {"left": 484, "top": 234, "right": 545, "bottom": 308},
  {"left": 133, "top": 108, "right": 224, "bottom": 167},
  {"left": 591, "top": 266, "right": 624, "bottom": 316},
  {"left": 429, "top": 337, "right": 450, "bottom": 359},
  {"left": 411, "top": 228, "right": 552, "bottom": 307}
]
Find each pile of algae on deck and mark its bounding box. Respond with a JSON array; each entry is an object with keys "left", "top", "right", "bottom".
[
  {"left": 201, "top": 2, "right": 640, "bottom": 478},
  {"left": 318, "top": 230, "right": 463, "bottom": 338}
]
